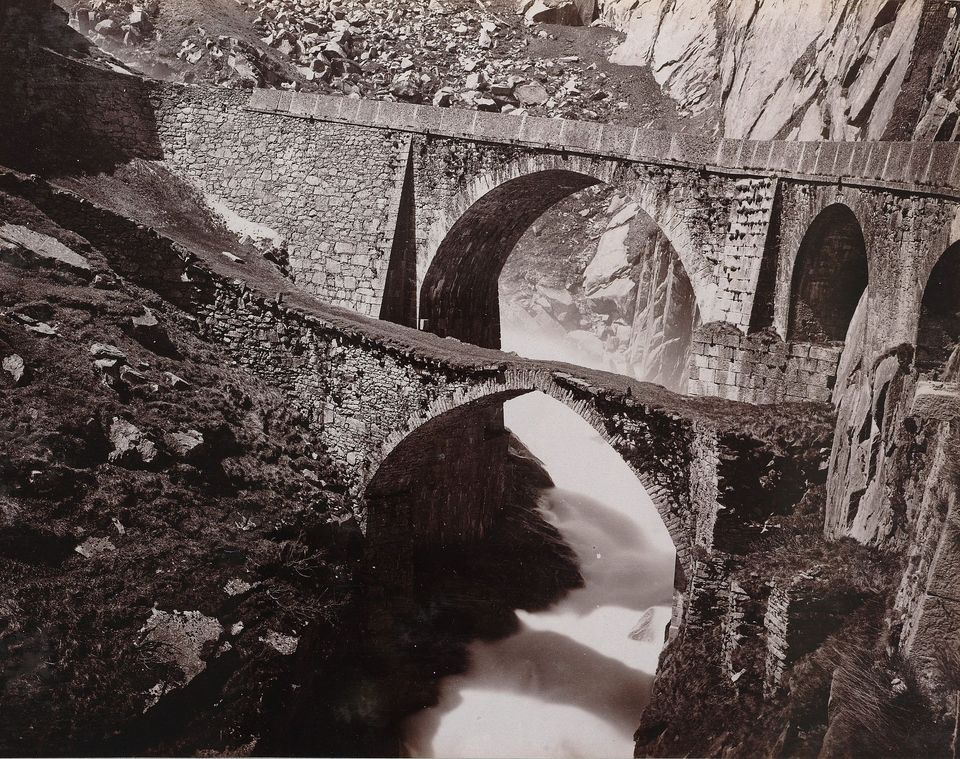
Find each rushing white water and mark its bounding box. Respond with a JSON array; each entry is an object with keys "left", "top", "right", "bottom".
[{"left": 402, "top": 392, "right": 676, "bottom": 759}]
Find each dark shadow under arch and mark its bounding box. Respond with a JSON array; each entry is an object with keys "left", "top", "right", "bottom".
[
  {"left": 419, "top": 170, "right": 603, "bottom": 348},
  {"left": 359, "top": 390, "right": 676, "bottom": 754},
  {"left": 787, "top": 204, "right": 868, "bottom": 343},
  {"left": 917, "top": 240, "right": 960, "bottom": 375}
]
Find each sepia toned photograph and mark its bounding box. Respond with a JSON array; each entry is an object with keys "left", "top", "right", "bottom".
[{"left": 2, "top": 0, "right": 959, "bottom": 756}]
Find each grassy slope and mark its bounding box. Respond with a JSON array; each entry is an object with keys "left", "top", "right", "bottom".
[{"left": 0, "top": 184, "right": 360, "bottom": 755}]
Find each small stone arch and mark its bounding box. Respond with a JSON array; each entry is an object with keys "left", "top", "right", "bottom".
[
  {"left": 417, "top": 154, "right": 713, "bottom": 349},
  {"left": 786, "top": 203, "right": 869, "bottom": 343},
  {"left": 916, "top": 239, "right": 960, "bottom": 375},
  {"left": 359, "top": 367, "right": 688, "bottom": 557}
]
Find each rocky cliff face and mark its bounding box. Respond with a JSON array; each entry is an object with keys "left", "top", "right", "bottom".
[
  {"left": 599, "top": 0, "right": 960, "bottom": 141},
  {"left": 500, "top": 186, "right": 698, "bottom": 391}
]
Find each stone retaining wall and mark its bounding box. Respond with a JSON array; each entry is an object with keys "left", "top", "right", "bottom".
[
  {"left": 689, "top": 324, "right": 843, "bottom": 403},
  {"left": 763, "top": 577, "right": 866, "bottom": 697},
  {"left": 0, "top": 47, "right": 161, "bottom": 174},
  {"left": 150, "top": 84, "right": 407, "bottom": 318}
]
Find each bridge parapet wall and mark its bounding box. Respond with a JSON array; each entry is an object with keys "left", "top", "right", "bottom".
[
  {"left": 150, "top": 84, "right": 408, "bottom": 318},
  {"left": 248, "top": 90, "right": 960, "bottom": 198}
]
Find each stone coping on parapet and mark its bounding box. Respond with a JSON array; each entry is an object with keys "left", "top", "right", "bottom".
[{"left": 245, "top": 89, "right": 960, "bottom": 199}]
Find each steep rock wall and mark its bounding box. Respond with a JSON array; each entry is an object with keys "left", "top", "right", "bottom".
[{"left": 600, "top": 0, "right": 959, "bottom": 141}]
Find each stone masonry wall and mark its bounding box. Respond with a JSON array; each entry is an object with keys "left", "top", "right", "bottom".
[
  {"left": 149, "top": 83, "right": 408, "bottom": 318},
  {"left": 0, "top": 46, "right": 161, "bottom": 175},
  {"left": 248, "top": 90, "right": 960, "bottom": 197},
  {"left": 713, "top": 177, "right": 779, "bottom": 330},
  {"left": 689, "top": 323, "right": 843, "bottom": 403},
  {"left": 763, "top": 576, "right": 865, "bottom": 697},
  {"left": 722, "top": 579, "right": 770, "bottom": 687}
]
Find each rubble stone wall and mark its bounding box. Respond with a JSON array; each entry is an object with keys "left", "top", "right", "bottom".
[
  {"left": 193, "top": 273, "right": 701, "bottom": 563},
  {"left": 149, "top": 83, "right": 408, "bottom": 318}
]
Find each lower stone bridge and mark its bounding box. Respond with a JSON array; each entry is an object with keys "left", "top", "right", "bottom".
[
  {"left": 19, "top": 162, "right": 827, "bottom": 630},
  {"left": 172, "top": 225, "right": 830, "bottom": 628}
]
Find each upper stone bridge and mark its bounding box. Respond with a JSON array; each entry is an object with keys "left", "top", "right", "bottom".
[{"left": 151, "top": 86, "right": 960, "bottom": 409}]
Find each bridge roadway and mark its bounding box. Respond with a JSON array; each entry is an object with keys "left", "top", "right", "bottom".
[{"left": 247, "top": 89, "right": 960, "bottom": 201}]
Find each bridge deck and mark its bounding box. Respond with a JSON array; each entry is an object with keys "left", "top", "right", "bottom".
[{"left": 247, "top": 90, "right": 960, "bottom": 200}]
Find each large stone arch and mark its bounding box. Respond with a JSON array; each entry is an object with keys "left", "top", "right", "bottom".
[
  {"left": 916, "top": 239, "right": 960, "bottom": 375},
  {"left": 358, "top": 366, "right": 689, "bottom": 557},
  {"left": 786, "top": 203, "right": 869, "bottom": 343},
  {"left": 416, "top": 153, "right": 713, "bottom": 349}
]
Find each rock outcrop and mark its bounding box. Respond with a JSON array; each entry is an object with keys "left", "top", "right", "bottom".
[
  {"left": 501, "top": 186, "right": 697, "bottom": 391},
  {"left": 599, "top": 0, "right": 960, "bottom": 140}
]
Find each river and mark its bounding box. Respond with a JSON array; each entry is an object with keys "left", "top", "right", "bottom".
[{"left": 402, "top": 392, "right": 676, "bottom": 758}]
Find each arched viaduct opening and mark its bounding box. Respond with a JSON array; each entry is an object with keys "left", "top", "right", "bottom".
[
  {"left": 419, "top": 169, "right": 602, "bottom": 349},
  {"left": 418, "top": 168, "right": 701, "bottom": 392},
  {"left": 787, "top": 204, "right": 868, "bottom": 343},
  {"left": 361, "top": 390, "right": 676, "bottom": 757},
  {"left": 916, "top": 240, "right": 960, "bottom": 376}
]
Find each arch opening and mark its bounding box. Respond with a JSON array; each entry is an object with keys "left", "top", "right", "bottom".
[
  {"left": 917, "top": 240, "right": 960, "bottom": 376},
  {"left": 419, "top": 169, "right": 602, "bottom": 349},
  {"left": 420, "top": 170, "right": 701, "bottom": 392},
  {"left": 501, "top": 188, "right": 701, "bottom": 392},
  {"left": 362, "top": 390, "right": 676, "bottom": 757},
  {"left": 787, "top": 204, "right": 868, "bottom": 343}
]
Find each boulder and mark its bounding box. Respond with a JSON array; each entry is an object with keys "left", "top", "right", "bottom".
[
  {"left": 164, "top": 429, "right": 206, "bottom": 462},
  {"left": 2, "top": 354, "right": 27, "bottom": 385},
  {"left": 522, "top": 0, "right": 594, "bottom": 26},
  {"left": 107, "top": 418, "right": 158, "bottom": 467},
  {"left": 432, "top": 87, "right": 454, "bottom": 107},
  {"left": 259, "top": 630, "right": 299, "bottom": 656},
  {"left": 0, "top": 224, "right": 92, "bottom": 279},
  {"left": 139, "top": 609, "right": 224, "bottom": 709},
  {"left": 515, "top": 81, "right": 549, "bottom": 105},
  {"left": 129, "top": 308, "right": 176, "bottom": 356},
  {"left": 628, "top": 607, "right": 658, "bottom": 641},
  {"left": 128, "top": 9, "right": 152, "bottom": 31},
  {"left": 164, "top": 371, "right": 192, "bottom": 390},
  {"left": 119, "top": 365, "right": 148, "bottom": 385},
  {"left": 94, "top": 18, "right": 117, "bottom": 35},
  {"left": 90, "top": 342, "right": 127, "bottom": 362},
  {"left": 223, "top": 578, "right": 253, "bottom": 596},
  {"left": 75, "top": 536, "right": 116, "bottom": 559},
  {"left": 390, "top": 70, "right": 421, "bottom": 100}
]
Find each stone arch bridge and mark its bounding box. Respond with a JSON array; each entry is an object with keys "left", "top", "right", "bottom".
[
  {"left": 152, "top": 86, "right": 960, "bottom": 408},
  {"left": 187, "top": 262, "right": 830, "bottom": 627}
]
